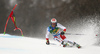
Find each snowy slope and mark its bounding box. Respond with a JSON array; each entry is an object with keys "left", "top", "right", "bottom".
[{"left": 0, "top": 34, "right": 100, "bottom": 54}]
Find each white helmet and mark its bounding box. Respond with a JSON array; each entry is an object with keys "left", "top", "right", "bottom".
[{"left": 51, "top": 18, "right": 57, "bottom": 23}]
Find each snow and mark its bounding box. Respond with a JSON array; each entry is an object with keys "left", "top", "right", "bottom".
[
  {"left": 9, "top": 0, "right": 17, "bottom": 6},
  {"left": 0, "top": 34, "right": 100, "bottom": 54}
]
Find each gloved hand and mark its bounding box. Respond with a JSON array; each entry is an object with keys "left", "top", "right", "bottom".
[
  {"left": 61, "top": 29, "right": 66, "bottom": 35},
  {"left": 61, "top": 31, "right": 65, "bottom": 35},
  {"left": 46, "top": 38, "right": 50, "bottom": 45}
]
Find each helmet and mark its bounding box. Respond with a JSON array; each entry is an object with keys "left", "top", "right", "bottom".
[{"left": 51, "top": 18, "right": 57, "bottom": 23}]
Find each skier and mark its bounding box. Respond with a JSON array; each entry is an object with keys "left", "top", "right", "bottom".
[{"left": 45, "top": 18, "right": 81, "bottom": 48}]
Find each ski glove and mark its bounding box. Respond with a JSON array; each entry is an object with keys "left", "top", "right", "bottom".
[
  {"left": 61, "top": 31, "right": 65, "bottom": 35},
  {"left": 46, "top": 38, "right": 50, "bottom": 45},
  {"left": 61, "top": 29, "right": 66, "bottom": 35}
]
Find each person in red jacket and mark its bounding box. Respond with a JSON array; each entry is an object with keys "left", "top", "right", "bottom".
[{"left": 46, "top": 18, "right": 81, "bottom": 48}]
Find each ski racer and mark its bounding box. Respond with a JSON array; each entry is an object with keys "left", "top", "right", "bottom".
[{"left": 45, "top": 18, "right": 81, "bottom": 48}]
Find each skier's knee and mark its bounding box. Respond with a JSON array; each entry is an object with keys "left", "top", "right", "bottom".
[{"left": 60, "top": 34, "right": 66, "bottom": 40}]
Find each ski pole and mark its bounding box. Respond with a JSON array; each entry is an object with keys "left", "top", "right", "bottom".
[{"left": 65, "top": 33, "right": 85, "bottom": 35}]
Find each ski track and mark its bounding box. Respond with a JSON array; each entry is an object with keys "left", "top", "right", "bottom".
[{"left": 0, "top": 34, "right": 100, "bottom": 54}]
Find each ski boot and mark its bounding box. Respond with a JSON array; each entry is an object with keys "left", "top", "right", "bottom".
[
  {"left": 76, "top": 44, "right": 81, "bottom": 48},
  {"left": 68, "top": 42, "right": 76, "bottom": 47},
  {"left": 61, "top": 41, "right": 69, "bottom": 47},
  {"left": 63, "top": 43, "right": 69, "bottom": 47},
  {"left": 73, "top": 42, "right": 76, "bottom": 46},
  {"left": 73, "top": 42, "right": 81, "bottom": 48}
]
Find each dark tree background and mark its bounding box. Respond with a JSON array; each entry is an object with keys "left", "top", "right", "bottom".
[{"left": 0, "top": 0, "right": 100, "bottom": 41}]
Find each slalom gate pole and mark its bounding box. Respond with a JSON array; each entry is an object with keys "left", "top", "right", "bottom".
[
  {"left": 4, "top": 17, "right": 10, "bottom": 35},
  {"left": 4, "top": 4, "right": 17, "bottom": 35},
  {"left": 14, "top": 28, "right": 23, "bottom": 36}
]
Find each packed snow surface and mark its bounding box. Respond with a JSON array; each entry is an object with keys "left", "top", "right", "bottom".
[{"left": 0, "top": 34, "right": 100, "bottom": 54}]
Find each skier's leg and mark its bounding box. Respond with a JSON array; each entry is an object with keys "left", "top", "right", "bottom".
[
  {"left": 60, "top": 34, "right": 81, "bottom": 48},
  {"left": 63, "top": 39, "right": 74, "bottom": 44},
  {"left": 60, "top": 34, "right": 66, "bottom": 40},
  {"left": 55, "top": 35, "right": 69, "bottom": 47},
  {"left": 53, "top": 36, "right": 63, "bottom": 43},
  {"left": 53, "top": 36, "right": 69, "bottom": 47},
  {"left": 60, "top": 34, "right": 76, "bottom": 46}
]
